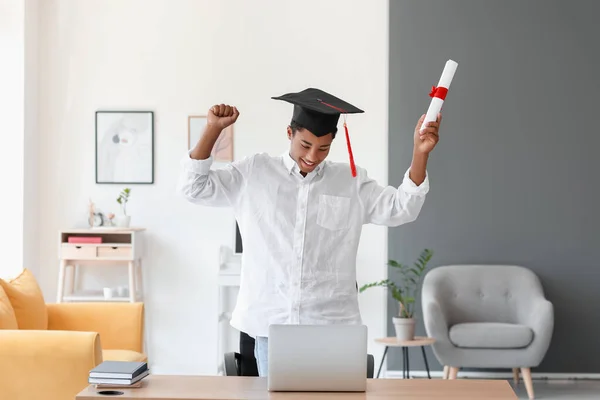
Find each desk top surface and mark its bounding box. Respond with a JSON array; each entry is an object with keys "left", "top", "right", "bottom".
[{"left": 76, "top": 375, "right": 517, "bottom": 400}]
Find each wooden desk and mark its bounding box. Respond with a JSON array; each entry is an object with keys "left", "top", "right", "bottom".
[{"left": 76, "top": 375, "right": 518, "bottom": 399}]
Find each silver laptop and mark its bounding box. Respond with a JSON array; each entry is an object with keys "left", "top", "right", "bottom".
[{"left": 268, "top": 324, "right": 368, "bottom": 392}]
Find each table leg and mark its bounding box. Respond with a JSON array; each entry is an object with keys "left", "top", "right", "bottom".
[
  {"left": 421, "top": 346, "right": 431, "bottom": 379},
  {"left": 128, "top": 261, "right": 136, "bottom": 302},
  {"left": 402, "top": 347, "right": 406, "bottom": 379},
  {"left": 376, "top": 346, "right": 388, "bottom": 378},
  {"left": 66, "top": 264, "right": 77, "bottom": 295},
  {"left": 57, "top": 260, "right": 67, "bottom": 303},
  {"left": 406, "top": 347, "right": 410, "bottom": 379},
  {"left": 136, "top": 259, "right": 143, "bottom": 299}
]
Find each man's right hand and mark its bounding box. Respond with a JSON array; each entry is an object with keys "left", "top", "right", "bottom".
[{"left": 208, "top": 104, "right": 240, "bottom": 130}]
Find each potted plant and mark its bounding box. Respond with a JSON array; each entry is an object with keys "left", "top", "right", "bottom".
[
  {"left": 115, "top": 188, "right": 131, "bottom": 227},
  {"left": 359, "top": 249, "right": 433, "bottom": 341}
]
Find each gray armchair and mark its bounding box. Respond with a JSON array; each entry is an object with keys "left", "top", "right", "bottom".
[{"left": 422, "top": 265, "right": 553, "bottom": 399}]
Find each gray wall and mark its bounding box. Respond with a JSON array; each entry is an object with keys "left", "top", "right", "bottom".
[{"left": 387, "top": 0, "right": 600, "bottom": 373}]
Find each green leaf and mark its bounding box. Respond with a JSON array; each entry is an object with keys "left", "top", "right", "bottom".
[
  {"left": 359, "top": 279, "right": 392, "bottom": 293},
  {"left": 360, "top": 249, "right": 434, "bottom": 318},
  {"left": 392, "top": 288, "right": 403, "bottom": 303}
]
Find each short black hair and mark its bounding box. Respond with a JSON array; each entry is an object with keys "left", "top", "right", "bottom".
[{"left": 290, "top": 120, "right": 337, "bottom": 139}]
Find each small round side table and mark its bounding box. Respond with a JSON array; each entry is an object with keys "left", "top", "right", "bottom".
[{"left": 374, "top": 336, "right": 436, "bottom": 379}]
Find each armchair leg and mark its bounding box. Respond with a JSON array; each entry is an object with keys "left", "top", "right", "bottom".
[
  {"left": 521, "top": 367, "right": 534, "bottom": 399},
  {"left": 448, "top": 367, "right": 459, "bottom": 380},
  {"left": 512, "top": 368, "right": 519, "bottom": 384},
  {"left": 443, "top": 366, "right": 449, "bottom": 379}
]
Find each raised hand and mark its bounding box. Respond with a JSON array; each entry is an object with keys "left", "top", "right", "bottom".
[
  {"left": 414, "top": 113, "right": 441, "bottom": 155},
  {"left": 208, "top": 104, "right": 240, "bottom": 130}
]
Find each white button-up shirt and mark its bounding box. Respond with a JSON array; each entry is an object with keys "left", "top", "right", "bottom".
[{"left": 178, "top": 151, "right": 429, "bottom": 338}]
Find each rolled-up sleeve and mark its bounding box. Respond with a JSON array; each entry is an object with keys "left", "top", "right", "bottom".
[
  {"left": 358, "top": 167, "right": 429, "bottom": 226},
  {"left": 177, "top": 152, "right": 253, "bottom": 207}
]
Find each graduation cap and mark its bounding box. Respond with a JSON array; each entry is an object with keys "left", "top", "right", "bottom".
[{"left": 272, "top": 88, "right": 364, "bottom": 177}]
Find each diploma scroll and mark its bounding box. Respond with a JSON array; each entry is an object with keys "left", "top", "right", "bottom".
[{"left": 420, "top": 59, "right": 458, "bottom": 132}]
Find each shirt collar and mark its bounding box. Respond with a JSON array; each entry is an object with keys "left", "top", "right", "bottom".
[
  {"left": 282, "top": 152, "right": 297, "bottom": 174},
  {"left": 282, "top": 152, "right": 326, "bottom": 176}
]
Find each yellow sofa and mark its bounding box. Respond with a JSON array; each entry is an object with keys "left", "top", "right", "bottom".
[{"left": 0, "top": 269, "right": 146, "bottom": 400}]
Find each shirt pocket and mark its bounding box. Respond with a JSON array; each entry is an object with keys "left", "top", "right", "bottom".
[{"left": 317, "top": 195, "right": 351, "bottom": 231}]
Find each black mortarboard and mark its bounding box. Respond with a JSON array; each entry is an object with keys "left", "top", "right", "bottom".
[{"left": 272, "top": 88, "right": 364, "bottom": 177}]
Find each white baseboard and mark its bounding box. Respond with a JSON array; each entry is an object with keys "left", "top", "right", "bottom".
[{"left": 384, "top": 370, "right": 600, "bottom": 380}]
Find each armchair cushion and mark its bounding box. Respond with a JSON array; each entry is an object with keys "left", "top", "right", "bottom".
[
  {"left": 449, "top": 322, "right": 533, "bottom": 349},
  {"left": 103, "top": 349, "right": 147, "bottom": 362},
  {"left": 0, "top": 286, "right": 18, "bottom": 329},
  {"left": 0, "top": 269, "right": 47, "bottom": 329}
]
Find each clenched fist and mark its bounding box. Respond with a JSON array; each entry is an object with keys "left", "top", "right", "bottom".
[{"left": 208, "top": 104, "right": 240, "bottom": 130}]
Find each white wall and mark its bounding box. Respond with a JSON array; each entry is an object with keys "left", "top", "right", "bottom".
[
  {"left": 37, "top": 0, "right": 390, "bottom": 374},
  {"left": 0, "top": 0, "right": 25, "bottom": 279},
  {"left": 24, "top": 0, "right": 40, "bottom": 279},
  {"left": 0, "top": 0, "right": 39, "bottom": 280}
]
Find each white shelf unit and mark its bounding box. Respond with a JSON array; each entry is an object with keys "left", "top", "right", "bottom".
[
  {"left": 57, "top": 228, "right": 145, "bottom": 303},
  {"left": 62, "top": 291, "right": 135, "bottom": 302},
  {"left": 217, "top": 245, "right": 242, "bottom": 375}
]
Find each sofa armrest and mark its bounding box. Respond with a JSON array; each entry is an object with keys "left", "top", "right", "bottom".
[
  {"left": 523, "top": 298, "right": 554, "bottom": 366},
  {"left": 0, "top": 330, "right": 101, "bottom": 400},
  {"left": 422, "top": 299, "right": 450, "bottom": 343},
  {"left": 47, "top": 302, "right": 144, "bottom": 352}
]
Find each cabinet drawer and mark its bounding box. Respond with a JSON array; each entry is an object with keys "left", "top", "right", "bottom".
[
  {"left": 97, "top": 246, "right": 132, "bottom": 258},
  {"left": 61, "top": 245, "right": 96, "bottom": 259}
]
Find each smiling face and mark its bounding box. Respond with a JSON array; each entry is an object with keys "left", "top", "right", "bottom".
[{"left": 288, "top": 123, "right": 334, "bottom": 175}]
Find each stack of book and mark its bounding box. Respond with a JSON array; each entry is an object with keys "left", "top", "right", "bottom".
[{"left": 88, "top": 361, "right": 149, "bottom": 388}]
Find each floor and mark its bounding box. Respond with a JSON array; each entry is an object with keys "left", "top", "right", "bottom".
[
  {"left": 511, "top": 380, "right": 600, "bottom": 399},
  {"left": 392, "top": 375, "right": 600, "bottom": 399}
]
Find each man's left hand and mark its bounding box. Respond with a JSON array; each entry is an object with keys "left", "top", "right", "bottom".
[{"left": 413, "top": 113, "right": 442, "bottom": 155}]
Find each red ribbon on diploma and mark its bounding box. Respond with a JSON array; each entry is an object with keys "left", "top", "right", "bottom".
[{"left": 429, "top": 85, "right": 448, "bottom": 100}]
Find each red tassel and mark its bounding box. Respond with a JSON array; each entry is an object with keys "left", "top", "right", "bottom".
[
  {"left": 315, "top": 100, "right": 357, "bottom": 177},
  {"left": 344, "top": 121, "right": 357, "bottom": 177}
]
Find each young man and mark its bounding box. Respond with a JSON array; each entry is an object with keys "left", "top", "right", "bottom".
[{"left": 178, "top": 88, "right": 441, "bottom": 376}]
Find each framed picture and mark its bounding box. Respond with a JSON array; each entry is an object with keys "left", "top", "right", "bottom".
[
  {"left": 95, "top": 111, "right": 154, "bottom": 184},
  {"left": 188, "top": 115, "right": 233, "bottom": 162}
]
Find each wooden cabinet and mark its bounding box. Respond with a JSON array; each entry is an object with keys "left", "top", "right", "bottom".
[{"left": 57, "top": 228, "right": 145, "bottom": 303}]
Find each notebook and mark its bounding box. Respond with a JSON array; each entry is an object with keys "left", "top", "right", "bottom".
[
  {"left": 89, "top": 369, "right": 149, "bottom": 385},
  {"left": 89, "top": 361, "right": 147, "bottom": 379},
  {"left": 94, "top": 381, "right": 143, "bottom": 389}
]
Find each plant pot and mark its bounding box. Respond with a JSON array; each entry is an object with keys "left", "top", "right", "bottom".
[
  {"left": 115, "top": 215, "right": 131, "bottom": 228},
  {"left": 393, "top": 317, "right": 415, "bottom": 341}
]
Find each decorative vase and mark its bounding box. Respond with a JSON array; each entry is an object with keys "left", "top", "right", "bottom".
[
  {"left": 115, "top": 215, "right": 131, "bottom": 227},
  {"left": 392, "top": 317, "right": 415, "bottom": 341}
]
